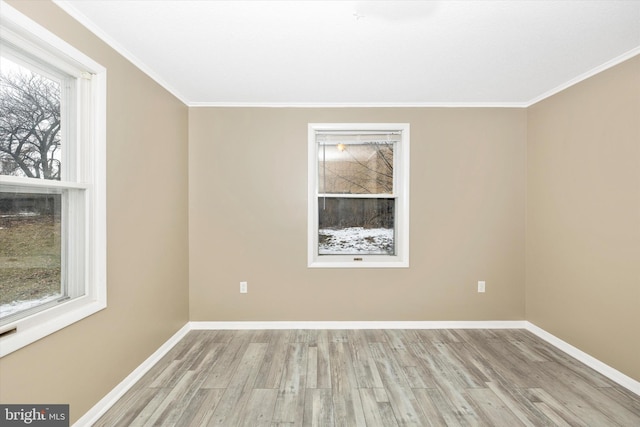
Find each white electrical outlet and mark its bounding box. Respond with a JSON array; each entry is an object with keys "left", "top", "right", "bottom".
[
  {"left": 478, "top": 281, "right": 486, "bottom": 293},
  {"left": 240, "top": 281, "right": 248, "bottom": 293}
]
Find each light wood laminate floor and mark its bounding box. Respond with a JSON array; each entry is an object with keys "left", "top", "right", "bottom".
[{"left": 95, "top": 329, "right": 640, "bottom": 426}]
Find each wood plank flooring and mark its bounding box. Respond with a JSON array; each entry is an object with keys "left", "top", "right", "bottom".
[{"left": 95, "top": 329, "right": 640, "bottom": 426}]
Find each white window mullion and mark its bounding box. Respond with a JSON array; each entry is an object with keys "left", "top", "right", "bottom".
[
  {"left": 0, "top": 176, "right": 89, "bottom": 190},
  {"left": 59, "top": 188, "right": 70, "bottom": 302},
  {"left": 66, "top": 188, "right": 86, "bottom": 299},
  {"left": 61, "top": 75, "right": 76, "bottom": 182}
]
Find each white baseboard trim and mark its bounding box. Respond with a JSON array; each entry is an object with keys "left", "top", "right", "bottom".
[
  {"left": 189, "top": 320, "right": 528, "bottom": 330},
  {"left": 74, "top": 319, "right": 639, "bottom": 425},
  {"left": 525, "top": 322, "right": 640, "bottom": 396},
  {"left": 72, "top": 323, "right": 191, "bottom": 427},
  {"left": 192, "top": 320, "right": 639, "bottom": 396}
]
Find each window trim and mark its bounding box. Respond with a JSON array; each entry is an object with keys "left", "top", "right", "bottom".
[
  {"left": 0, "top": 2, "right": 106, "bottom": 357},
  {"left": 308, "top": 123, "right": 410, "bottom": 268}
]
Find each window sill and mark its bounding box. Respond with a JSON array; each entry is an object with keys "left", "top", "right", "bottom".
[
  {"left": 308, "top": 258, "right": 409, "bottom": 268},
  {"left": 0, "top": 296, "right": 106, "bottom": 357}
]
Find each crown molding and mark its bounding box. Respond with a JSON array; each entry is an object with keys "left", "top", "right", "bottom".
[
  {"left": 526, "top": 47, "right": 640, "bottom": 107},
  {"left": 53, "top": 0, "right": 190, "bottom": 105},
  {"left": 53, "top": 1, "right": 639, "bottom": 110},
  {"left": 188, "top": 102, "right": 529, "bottom": 108}
]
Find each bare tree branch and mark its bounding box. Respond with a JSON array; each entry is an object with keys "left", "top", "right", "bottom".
[
  {"left": 0, "top": 70, "right": 61, "bottom": 180},
  {"left": 322, "top": 142, "right": 394, "bottom": 194}
]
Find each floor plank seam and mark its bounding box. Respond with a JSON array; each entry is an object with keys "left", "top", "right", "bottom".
[{"left": 93, "top": 329, "right": 640, "bottom": 427}]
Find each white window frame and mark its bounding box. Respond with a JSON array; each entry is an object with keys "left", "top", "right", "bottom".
[
  {"left": 308, "top": 123, "right": 410, "bottom": 268},
  {"left": 0, "top": 2, "right": 106, "bottom": 357}
]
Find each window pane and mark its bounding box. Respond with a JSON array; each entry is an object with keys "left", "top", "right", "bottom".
[
  {"left": 318, "top": 142, "right": 394, "bottom": 194},
  {"left": 318, "top": 197, "right": 395, "bottom": 255},
  {"left": 0, "top": 192, "right": 62, "bottom": 320},
  {"left": 0, "top": 57, "right": 62, "bottom": 180}
]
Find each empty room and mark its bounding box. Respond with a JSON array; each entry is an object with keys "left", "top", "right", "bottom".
[{"left": 0, "top": 1, "right": 638, "bottom": 426}]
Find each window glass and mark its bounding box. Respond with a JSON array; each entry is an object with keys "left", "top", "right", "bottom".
[
  {"left": 318, "top": 142, "right": 394, "bottom": 194},
  {"left": 0, "top": 56, "right": 62, "bottom": 180},
  {"left": 317, "top": 139, "right": 397, "bottom": 256},
  {"left": 0, "top": 191, "right": 62, "bottom": 320},
  {"left": 318, "top": 197, "right": 395, "bottom": 255}
]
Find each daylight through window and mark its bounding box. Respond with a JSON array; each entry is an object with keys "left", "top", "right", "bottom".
[
  {"left": 309, "top": 124, "right": 409, "bottom": 268},
  {"left": 0, "top": 4, "right": 106, "bottom": 357}
]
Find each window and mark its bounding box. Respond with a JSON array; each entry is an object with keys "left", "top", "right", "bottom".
[
  {"left": 308, "top": 123, "right": 409, "bottom": 268},
  {"left": 0, "top": 4, "right": 106, "bottom": 356}
]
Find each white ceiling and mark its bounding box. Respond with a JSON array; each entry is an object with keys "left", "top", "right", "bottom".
[{"left": 54, "top": 0, "right": 640, "bottom": 107}]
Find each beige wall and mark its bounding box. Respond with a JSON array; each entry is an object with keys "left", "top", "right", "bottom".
[
  {"left": 189, "top": 108, "right": 526, "bottom": 321},
  {"left": 2, "top": 1, "right": 637, "bottom": 422},
  {"left": 526, "top": 55, "right": 640, "bottom": 381},
  {"left": 0, "top": 1, "right": 190, "bottom": 423}
]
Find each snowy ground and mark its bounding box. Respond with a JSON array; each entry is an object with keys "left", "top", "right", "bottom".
[
  {"left": 319, "top": 227, "right": 394, "bottom": 255},
  {"left": 0, "top": 293, "right": 60, "bottom": 318}
]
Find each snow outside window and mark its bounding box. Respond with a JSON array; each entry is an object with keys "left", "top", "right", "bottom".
[
  {"left": 308, "top": 124, "right": 409, "bottom": 268},
  {"left": 0, "top": 3, "right": 106, "bottom": 357}
]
